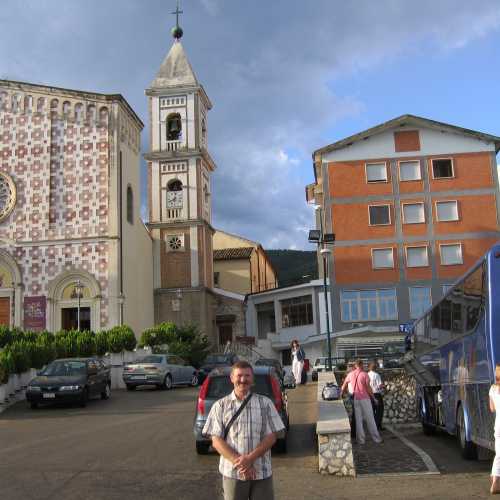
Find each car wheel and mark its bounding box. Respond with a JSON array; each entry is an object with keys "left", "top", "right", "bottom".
[
  {"left": 190, "top": 374, "right": 199, "bottom": 387},
  {"left": 274, "top": 437, "right": 287, "bottom": 453},
  {"left": 162, "top": 374, "right": 172, "bottom": 390},
  {"left": 30, "top": 402, "right": 38, "bottom": 410},
  {"left": 101, "top": 383, "right": 111, "bottom": 400},
  {"left": 418, "top": 398, "right": 435, "bottom": 436},
  {"left": 196, "top": 441, "right": 210, "bottom": 454},
  {"left": 457, "top": 404, "right": 477, "bottom": 460},
  {"left": 126, "top": 385, "right": 136, "bottom": 391},
  {"left": 80, "top": 387, "right": 89, "bottom": 408}
]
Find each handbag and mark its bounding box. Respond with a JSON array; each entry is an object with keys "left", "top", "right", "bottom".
[
  {"left": 322, "top": 382, "right": 340, "bottom": 400},
  {"left": 223, "top": 393, "right": 253, "bottom": 440}
]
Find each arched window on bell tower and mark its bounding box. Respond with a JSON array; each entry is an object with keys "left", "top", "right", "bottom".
[
  {"left": 126, "top": 185, "right": 134, "bottom": 224},
  {"left": 201, "top": 118, "right": 207, "bottom": 148},
  {"left": 166, "top": 179, "right": 183, "bottom": 220},
  {"left": 166, "top": 113, "right": 182, "bottom": 141}
]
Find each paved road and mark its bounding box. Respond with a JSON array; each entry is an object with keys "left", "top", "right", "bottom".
[{"left": 0, "top": 383, "right": 495, "bottom": 499}]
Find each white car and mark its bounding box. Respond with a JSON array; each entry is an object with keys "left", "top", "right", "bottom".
[
  {"left": 122, "top": 354, "right": 199, "bottom": 390},
  {"left": 311, "top": 357, "right": 338, "bottom": 381}
]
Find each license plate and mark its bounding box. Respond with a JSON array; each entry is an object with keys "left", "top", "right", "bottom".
[
  {"left": 43, "top": 393, "right": 56, "bottom": 399},
  {"left": 132, "top": 375, "right": 146, "bottom": 380}
]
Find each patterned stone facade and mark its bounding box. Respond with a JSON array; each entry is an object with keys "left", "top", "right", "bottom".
[{"left": 0, "top": 80, "right": 151, "bottom": 333}]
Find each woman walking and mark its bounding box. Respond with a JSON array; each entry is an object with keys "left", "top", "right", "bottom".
[
  {"left": 291, "top": 340, "right": 305, "bottom": 385},
  {"left": 489, "top": 364, "right": 500, "bottom": 494}
]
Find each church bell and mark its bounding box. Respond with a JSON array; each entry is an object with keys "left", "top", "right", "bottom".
[{"left": 167, "top": 116, "right": 181, "bottom": 139}]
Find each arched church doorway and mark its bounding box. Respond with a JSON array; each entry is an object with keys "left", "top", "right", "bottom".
[
  {"left": 0, "top": 249, "right": 22, "bottom": 327},
  {"left": 48, "top": 270, "right": 101, "bottom": 332}
]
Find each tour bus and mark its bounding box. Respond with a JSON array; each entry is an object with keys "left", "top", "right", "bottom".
[{"left": 404, "top": 244, "right": 500, "bottom": 459}]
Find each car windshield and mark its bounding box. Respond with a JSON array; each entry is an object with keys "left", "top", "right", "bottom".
[
  {"left": 384, "top": 345, "right": 405, "bottom": 355},
  {"left": 205, "top": 355, "right": 229, "bottom": 364},
  {"left": 256, "top": 359, "right": 278, "bottom": 367},
  {"left": 138, "top": 356, "right": 164, "bottom": 364},
  {"left": 42, "top": 360, "right": 87, "bottom": 376},
  {"left": 206, "top": 374, "right": 272, "bottom": 400}
]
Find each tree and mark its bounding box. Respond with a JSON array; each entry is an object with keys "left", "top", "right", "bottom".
[{"left": 154, "top": 323, "right": 210, "bottom": 368}]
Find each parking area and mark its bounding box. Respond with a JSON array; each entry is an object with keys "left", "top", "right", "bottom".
[{"left": 0, "top": 383, "right": 495, "bottom": 499}]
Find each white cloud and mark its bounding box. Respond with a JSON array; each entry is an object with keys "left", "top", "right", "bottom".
[{"left": 1, "top": 0, "right": 500, "bottom": 250}]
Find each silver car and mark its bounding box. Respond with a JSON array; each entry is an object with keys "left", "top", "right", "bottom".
[{"left": 122, "top": 354, "right": 199, "bottom": 390}]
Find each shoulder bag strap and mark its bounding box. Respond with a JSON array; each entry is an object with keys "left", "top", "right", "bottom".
[
  {"left": 352, "top": 373, "right": 360, "bottom": 396},
  {"left": 223, "top": 393, "right": 253, "bottom": 440}
]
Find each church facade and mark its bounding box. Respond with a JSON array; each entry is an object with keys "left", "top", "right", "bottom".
[
  {"left": 145, "top": 34, "right": 218, "bottom": 342},
  {"left": 0, "top": 80, "right": 154, "bottom": 335}
]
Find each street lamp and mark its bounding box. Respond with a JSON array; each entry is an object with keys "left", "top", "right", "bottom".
[
  {"left": 309, "top": 207, "right": 335, "bottom": 371},
  {"left": 72, "top": 280, "right": 84, "bottom": 331}
]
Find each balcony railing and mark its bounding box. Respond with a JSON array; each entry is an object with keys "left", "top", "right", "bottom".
[{"left": 165, "top": 140, "right": 182, "bottom": 152}]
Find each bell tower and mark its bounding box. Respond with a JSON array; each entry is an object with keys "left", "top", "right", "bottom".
[{"left": 145, "top": 5, "right": 216, "bottom": 338}]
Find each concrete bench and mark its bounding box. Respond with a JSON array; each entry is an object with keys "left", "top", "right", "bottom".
[{"left": 316, "top": 372, "right": 355, "bottom": 476}]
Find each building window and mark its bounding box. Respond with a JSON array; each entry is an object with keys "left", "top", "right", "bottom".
[
  {"left": 365, "top": 162, "right": 388, "bottom": 183},
  {"left": 409, "top": 287, "right": 432, "bottom": 319},
  {"left": 399, "top": 160, "right": 421, "bottom": 181},
  {"left": 402, "top": 202, "right": 425, "bottom": 224},
  {"left": 213, "top": 272, "right": 220, "bottom": 287},
  {"left": 126, "top": 185, "right": 133, "bottom": 224},
  {"left": 406, "top": 246, "right": 429, "bottom": 267},
  {"left": 372, "top": 248, "right": 394, "bottom": 269},
  {"left": 436, "top": 200, "right": 459, "bottom": 222},
  {"left": 340, "top": 289, "right": 397, "bottom": 322},
  {"left": 368, "top": 205, "right": 391, "bottom": 226},
  {"left": 442, "top": 284, "right": 453, "bottom": 295},
  {"left": 256, "top": 302, "right": 276, "bottom": 339},
  {"left": 432, "top": 158, "right": 454, "bottom": 179},
  {"left": 281, "top": 295, "right": 313, "bottom": 328},
  {"left": 440, "top": 243, "right": 463, "bottom": 265}
]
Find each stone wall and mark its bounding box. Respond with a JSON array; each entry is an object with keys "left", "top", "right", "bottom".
[
  {"left": 336, "top": 368, "right": 417, "bottom": 425},
  {"left": 316, "top": 372, "right": 356, "bottom": 476},
  {"left": 318, "top": 431, "right": 355, "bottom": 476}
]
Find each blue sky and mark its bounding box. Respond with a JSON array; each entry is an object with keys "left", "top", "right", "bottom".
[{"left": 1, "top": 0, "right": 500, "bottom": 249}]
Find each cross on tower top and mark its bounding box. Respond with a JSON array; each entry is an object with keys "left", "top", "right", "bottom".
[{"left": 171, "top": 0, "right": 183, "bottom": 40}]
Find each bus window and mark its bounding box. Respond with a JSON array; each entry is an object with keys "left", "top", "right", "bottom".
[{"left": 463, "top": 264, "right": 484, "bottom": 333}]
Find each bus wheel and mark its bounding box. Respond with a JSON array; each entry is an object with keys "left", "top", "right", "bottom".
[
  {"left": 419, "top": 399, "right": 435, "bottom": 435},
  {"left": 457, "top": 404, "right": 477, "bottom": 460}
]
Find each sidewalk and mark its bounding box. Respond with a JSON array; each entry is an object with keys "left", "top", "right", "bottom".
[{"left": 273, "top": 383, "right": 490, "bottom": 499}]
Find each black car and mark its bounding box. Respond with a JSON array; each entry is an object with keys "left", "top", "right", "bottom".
[
  {"left": 26, "top": 358, "right": 111, "bottom": 409},
  {"left": 255, "top": 358, "right": 284, "bottom": 382},
  {"left": 197, "top": 353, "right": 239, "bottom": 384},
  {"left": 193, "top": 366, "right": 291, "bottom": 454}
]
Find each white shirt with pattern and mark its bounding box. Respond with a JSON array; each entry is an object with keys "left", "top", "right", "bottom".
[
  {"left": 202, "top": 390, "right": 285, "bottom": 480},
  {"left": 368, "top": 370, "right": 383, "bottom": 394}
]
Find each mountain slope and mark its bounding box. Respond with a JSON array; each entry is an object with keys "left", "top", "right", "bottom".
[{"left": 266, "top": 249, "right": 318, "bottom": 287}]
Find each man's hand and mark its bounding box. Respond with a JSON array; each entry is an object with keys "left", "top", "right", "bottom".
[
  {"left": 233, "top": 454, "right": 253, "bottom": 472},
  {"left": 238, "top": 465, "right": 257, "bottom": 481}
]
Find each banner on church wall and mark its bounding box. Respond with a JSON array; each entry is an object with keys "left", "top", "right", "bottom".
[{"left": 24, "top": 296, "right": 46, "bottom": 331}]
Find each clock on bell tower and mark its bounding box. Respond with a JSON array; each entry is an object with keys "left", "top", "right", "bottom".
[{"left": 145, "top": 6, "right": 216, "bottom": 340}]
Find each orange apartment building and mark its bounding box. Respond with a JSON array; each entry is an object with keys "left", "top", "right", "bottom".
[{"left": 307, "top": 114, "right": 500, "bottom": 360}]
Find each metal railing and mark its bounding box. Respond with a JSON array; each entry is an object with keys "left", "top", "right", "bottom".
[{"left": 222, "top": 341, "right": 263, "bottom": 364}]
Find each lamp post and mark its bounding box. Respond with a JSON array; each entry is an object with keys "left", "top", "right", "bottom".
[
  {"left": 309, "top": 207, "right": 335, "bottom": 371},
  {"left": 74, "top": 280, "right": 84, "bottom": 331}
]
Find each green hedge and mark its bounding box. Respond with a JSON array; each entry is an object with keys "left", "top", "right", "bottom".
[
  {"left": 139, "top": 322, "right": 210, "bottom": 368},
  {"left": 0, "top": 325, "right": 138, "bottom": 383}
]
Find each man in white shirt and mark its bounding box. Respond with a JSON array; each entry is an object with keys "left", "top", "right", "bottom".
[{"left": 368, "top": 362, "right": 384, "bottom": 431}]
